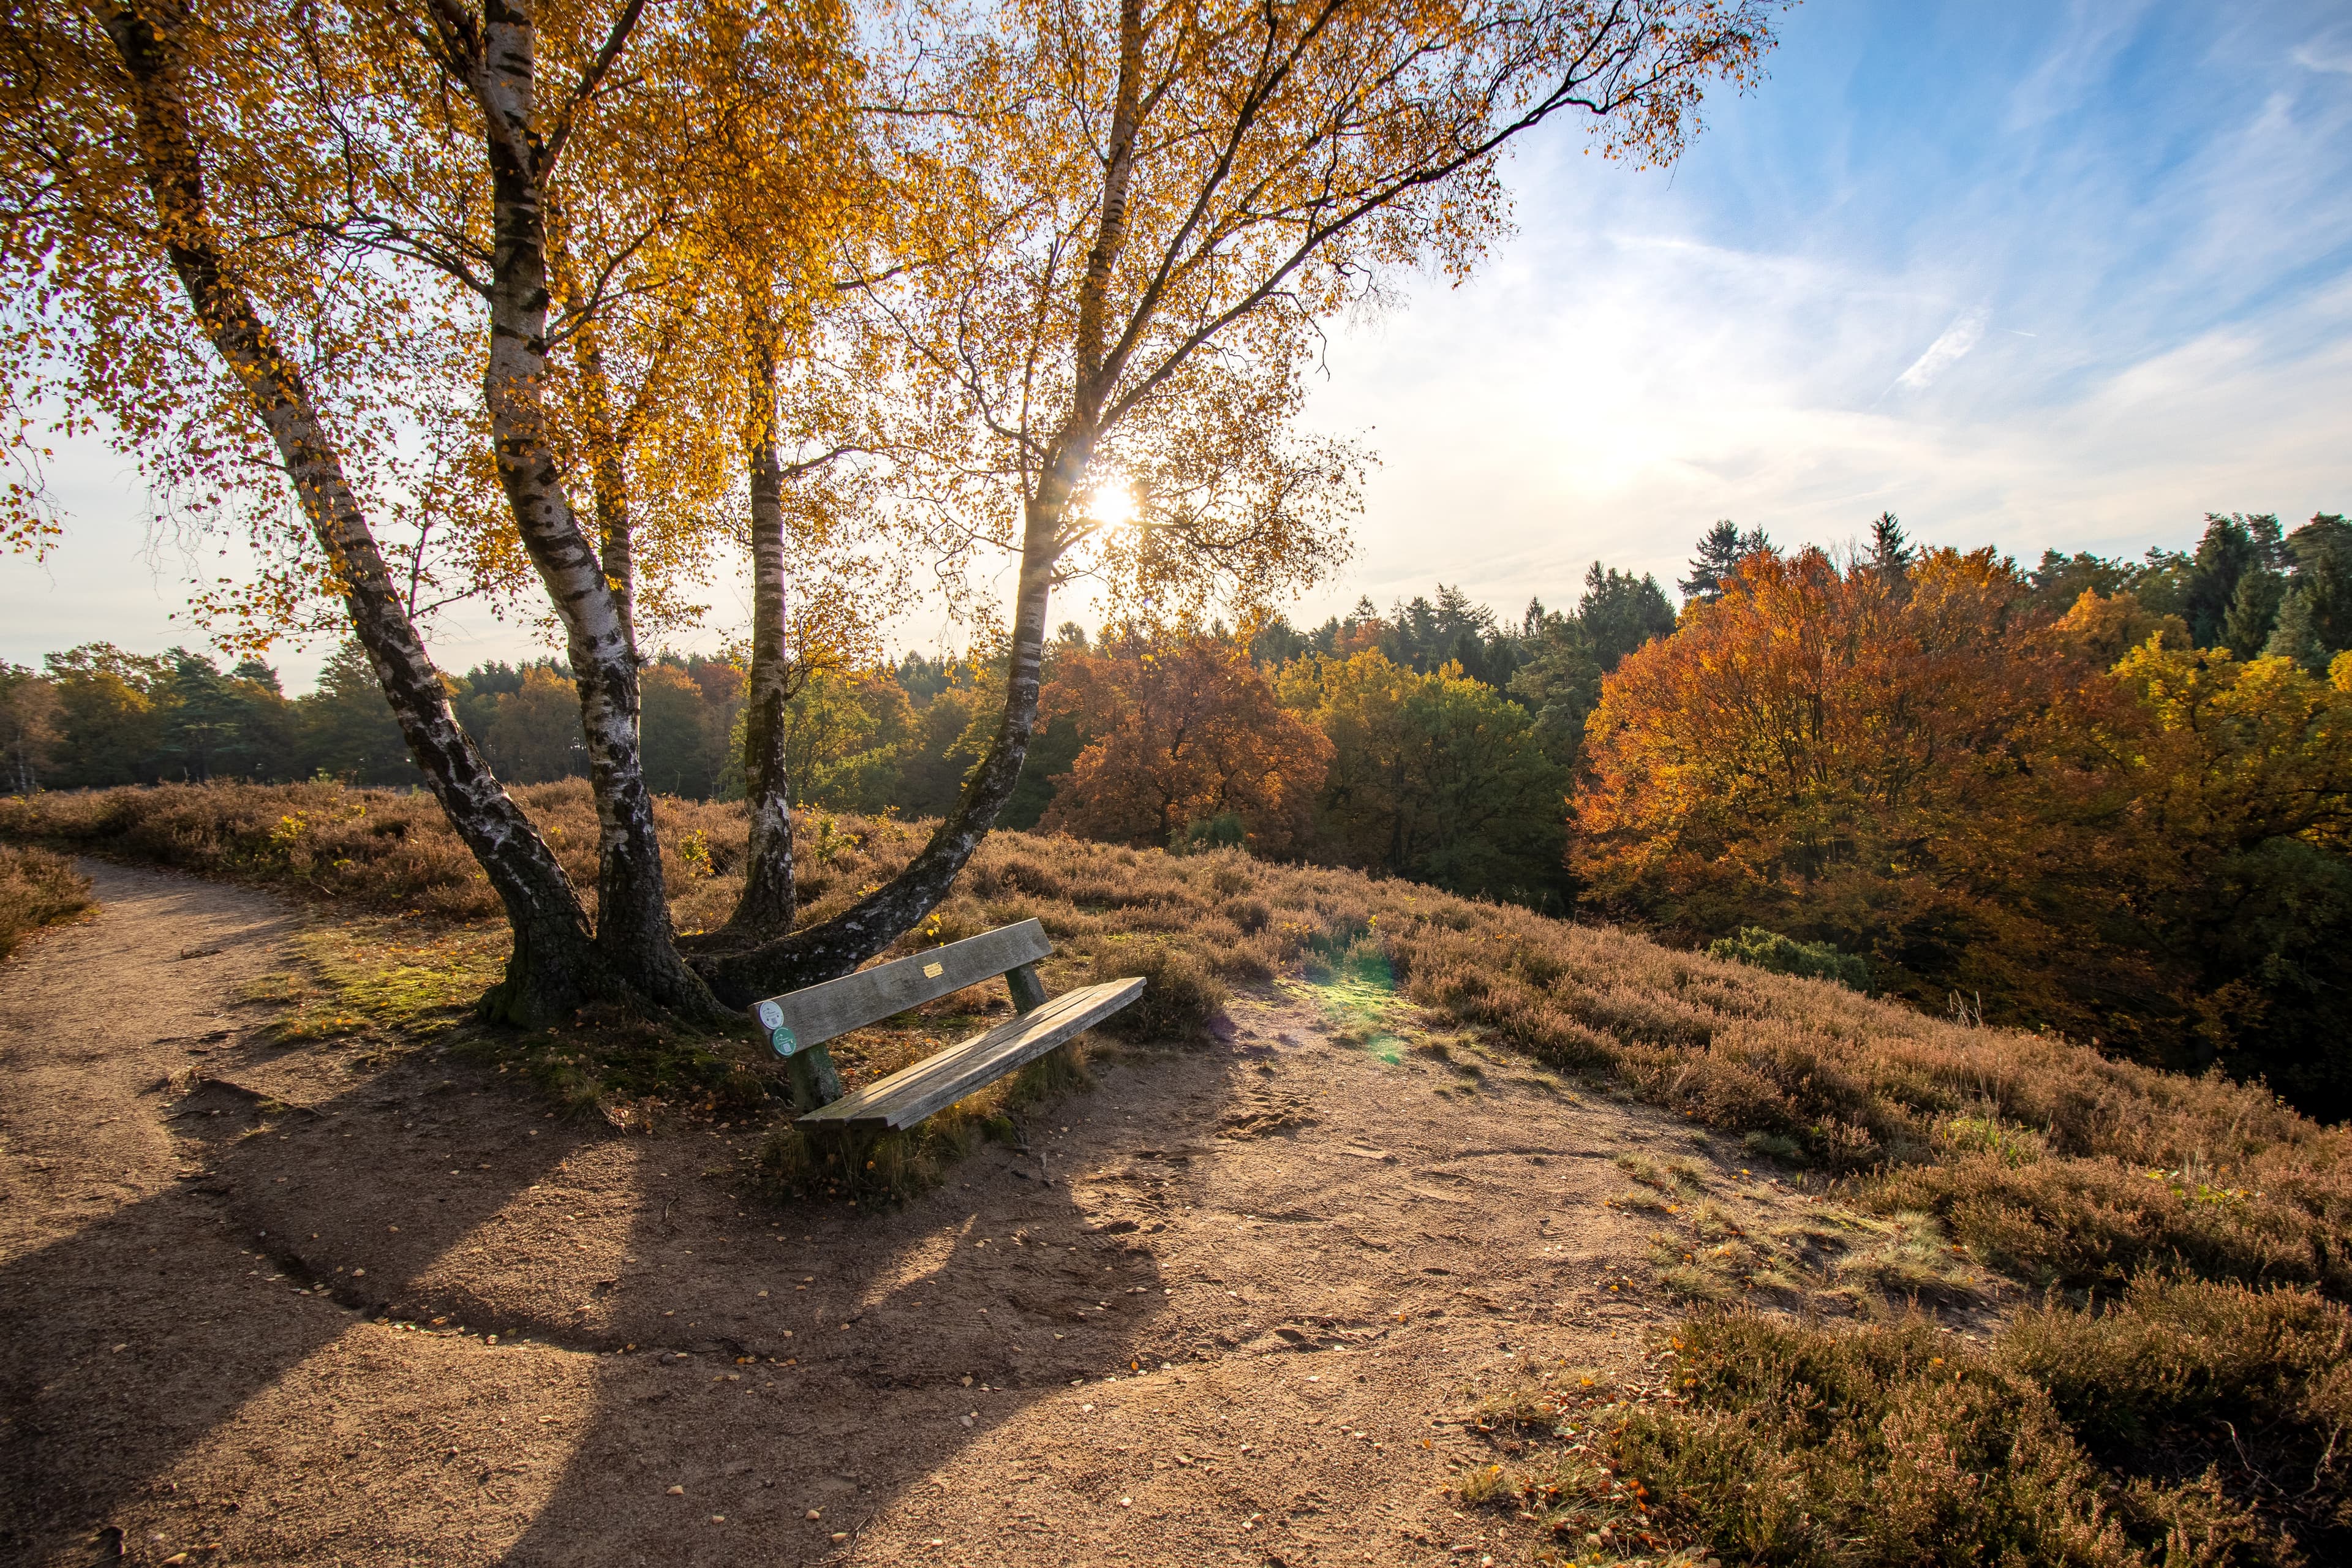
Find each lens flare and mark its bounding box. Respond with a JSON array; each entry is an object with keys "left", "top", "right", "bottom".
[{"left": 1087, "top": 483, "right": 1138, "bottom": 528}]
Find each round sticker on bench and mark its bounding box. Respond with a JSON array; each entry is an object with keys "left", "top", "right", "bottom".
[
  {"left": 755, "top": 1000, "right": 784, "bottom": 1031},
  {"left": 769, "top": 1025, "right": 800, "bottom": 1058}
]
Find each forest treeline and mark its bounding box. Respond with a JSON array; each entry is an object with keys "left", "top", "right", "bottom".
[{"left": 7, "top": 507, "right": 2350, "bottom": 1114}]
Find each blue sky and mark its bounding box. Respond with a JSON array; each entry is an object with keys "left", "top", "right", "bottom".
[
  {"left": 1289, "top": 0, "right": 2352, "bottom": 626},
  {"left": 6, "top": 0, "right": 2350, "bottom": 686}
]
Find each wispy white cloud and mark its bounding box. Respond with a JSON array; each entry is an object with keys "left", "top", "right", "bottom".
[
  {"left": 1286, "top": 131, "right": 2352, "bottom": 619},
  {"left": 1267, "top": 2, "right": 2352, "bottom": 618},
  {"left": 2004, "top": 0, "right": 2152, "bottom": 129},
  {"left": 1894, "top": 312, "right": 1986, "bottom": 391},
  {"left": 2293, "top": 38, "right": 2352, "bottom": 76}
]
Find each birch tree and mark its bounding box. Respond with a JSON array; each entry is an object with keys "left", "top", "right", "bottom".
[
  {"left": 1, "top": 0, "right": 862, "bottom": 1023},
  {"left": 695, "top": 0, "right": 1780, "bottom": 1000}
]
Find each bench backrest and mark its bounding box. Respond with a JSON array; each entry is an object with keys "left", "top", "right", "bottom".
[{"left": 750, "top": 918, "right": 1053, "bottom": 1052}]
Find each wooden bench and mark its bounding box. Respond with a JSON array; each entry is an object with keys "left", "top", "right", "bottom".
[{"left": 750, "top": 918, "right": 1144, "bottom": 1135}]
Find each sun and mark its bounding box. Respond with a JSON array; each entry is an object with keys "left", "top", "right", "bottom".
[{"left": 1086, "top": 481, "right": 1139, "bottom": 529}]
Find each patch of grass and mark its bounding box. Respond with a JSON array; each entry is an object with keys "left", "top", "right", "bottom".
[
  {"left": 756, "top": 1121, "right": 949, "bottom": 1208},
  {"left": 1291, "top": 943, "right": 1413, "bottom": 1064},
  {"left": 236, "top": 971, "right": 310, "bottom": 1006},
  {"left": 1739, "top": 1129, "right": 1805, "bottom": 1164},
  {"left": 1936, "top": 1112, "right": 2048, "bottom": 1167},
  {"left": 0, "top": 843, "right": 92, "bottom": 960},
  {"left": 231, "top": 912, "right": 767, "bottom": 1121},
  {"left": 1615, "top": 1152, "right": 1667, "bottom": 1189},
  {"left": 1647, "top": 1201, "right": 1978, "bottom": 1316},
  {"left": 248, "top": 920, "right": 506, "bottom": 1047},
  {"left": 1000, "top": 1038, "right": 1095, "bottom": 1110},
  {"left": 1471, "top": 1362, "right": 1620, "bottom": 1434},
  {"left": 1457, "top": 1461, "right": 1515, "bottom": 1507},
  {"left": 451, "top": 1008, "right": 762, "bottom": 1123},
  {"left": 1449, "top": 1362, "right": 1697, "bottom": 1562},
  {"left": 1657, "top": 1259, "right": 1741, "bottom": 1304},
  {"left": 1826, "top": 1211, "right": 1978, "bottom": 1308}
]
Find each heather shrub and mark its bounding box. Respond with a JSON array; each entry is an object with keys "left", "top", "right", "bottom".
[
  {"left": 1870, "top": 1155, "right": 2352, "bottom": 1297},
  {"left": 1708, "top": 926, "right": 1871, "bottom": 992},
  {"left": 2006, "top": 1277, "right": 2352, "bottom": 1553},
  {"left": 0, "top": 779, "right": 752, "bottom": 927},
  {"left": 0, "top": 843, "right": 93, "bottom": 960},
  {"left": 1221, "top": 894, "right": 1273, "bottom": 934},
  {"left": 1088, "top": 940, "right": 1229, "bottom": 1043},
  {"left": 1613, "top": 1314, "right": 2152, "bottom": 1567},
  {"left": 1598, "top": 1282, "right": 2350, "bottom": 1567}
]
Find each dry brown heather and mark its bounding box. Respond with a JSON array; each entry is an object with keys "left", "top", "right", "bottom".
[
  {"left": 6, "top": 779, "right": 2348, "bottom": 1305},
  {"left": 11, "top": 782, "right": 2352, "bottom": 1564},
  {"left": 0, "top": 844, "right": 93, "bottom": 962}
]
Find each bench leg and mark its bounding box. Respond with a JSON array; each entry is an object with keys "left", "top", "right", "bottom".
[
  {"left": 784, "top": 1042, "right": 845, "bottom": 1113},
  {"left": 1005, "top": 962, "right": 1049, "bottom": 1014}
]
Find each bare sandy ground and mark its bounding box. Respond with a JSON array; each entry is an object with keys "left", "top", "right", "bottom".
[{"left": 0, "top": 862, "right": 1874, "bottom": 1567}]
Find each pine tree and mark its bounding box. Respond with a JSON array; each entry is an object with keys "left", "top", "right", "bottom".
[
  {"left": 2184, "top": 514, "right": 2280, "bottom": 646},
  {"left": 1864, "top": 511, "right": 1915, "bottom": 587},
  {"left": 1507, "top": 619, "right": 1602, "bottom": 757},
  {"left": 2264, "top": 584, "right": 2327, "bottom": 671},
  {"left": 2222, "top": 565, "right": 2286, "bottom": 656},
  {"left": 2250, "top": 511, "right": 2290, "bottom": 571},
  {"left": 1680, "top": 521, "right": 1772, "bottom": 602},
  {"left": 1580, "top": 563, "right": 1678, "bottom": 670},
  {"left": 2284, "top": 513, "right": 2352, "bottom": 659}
]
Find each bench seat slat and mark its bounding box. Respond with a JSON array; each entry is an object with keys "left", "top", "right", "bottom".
[
  {"left": 798, "top": 978, "right": 1144, "bottom": 1133},
  {"left": 754, "top": 919, "right": 1054, "bottom": 1050}
]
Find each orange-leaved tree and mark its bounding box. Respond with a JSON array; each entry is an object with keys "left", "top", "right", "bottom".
[
  {"left": 1575, "top": 545, "right": 2063, "bottom": 941},
  {"left": 1576, "top": 543, "right": 2352, "bottom": 1112},
  {"left": 1039, "top": 635, "right": 1327, "bottom": 854}
]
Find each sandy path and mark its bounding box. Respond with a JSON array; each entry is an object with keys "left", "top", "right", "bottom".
[{"left": 0, "top": 862, "right": 1830, "bottom": 1567}]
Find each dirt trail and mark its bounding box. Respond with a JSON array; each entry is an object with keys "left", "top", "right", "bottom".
[{"left": 1, "top": 863, "right": 1851, "bottom": 1567}]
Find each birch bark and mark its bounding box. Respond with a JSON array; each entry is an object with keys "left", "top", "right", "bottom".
[
  {"left": 698, "top": 462, "right": 1066, "bottom": 1001},
  {"left": 99, "top": 0, "right": 600, "bottom": 1025},
  {"left": 721, "top": 335, "right": 801, "bottom": 937},
  {"left": 460, "top": 0, "right": 725, "bottom": 1021}
]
